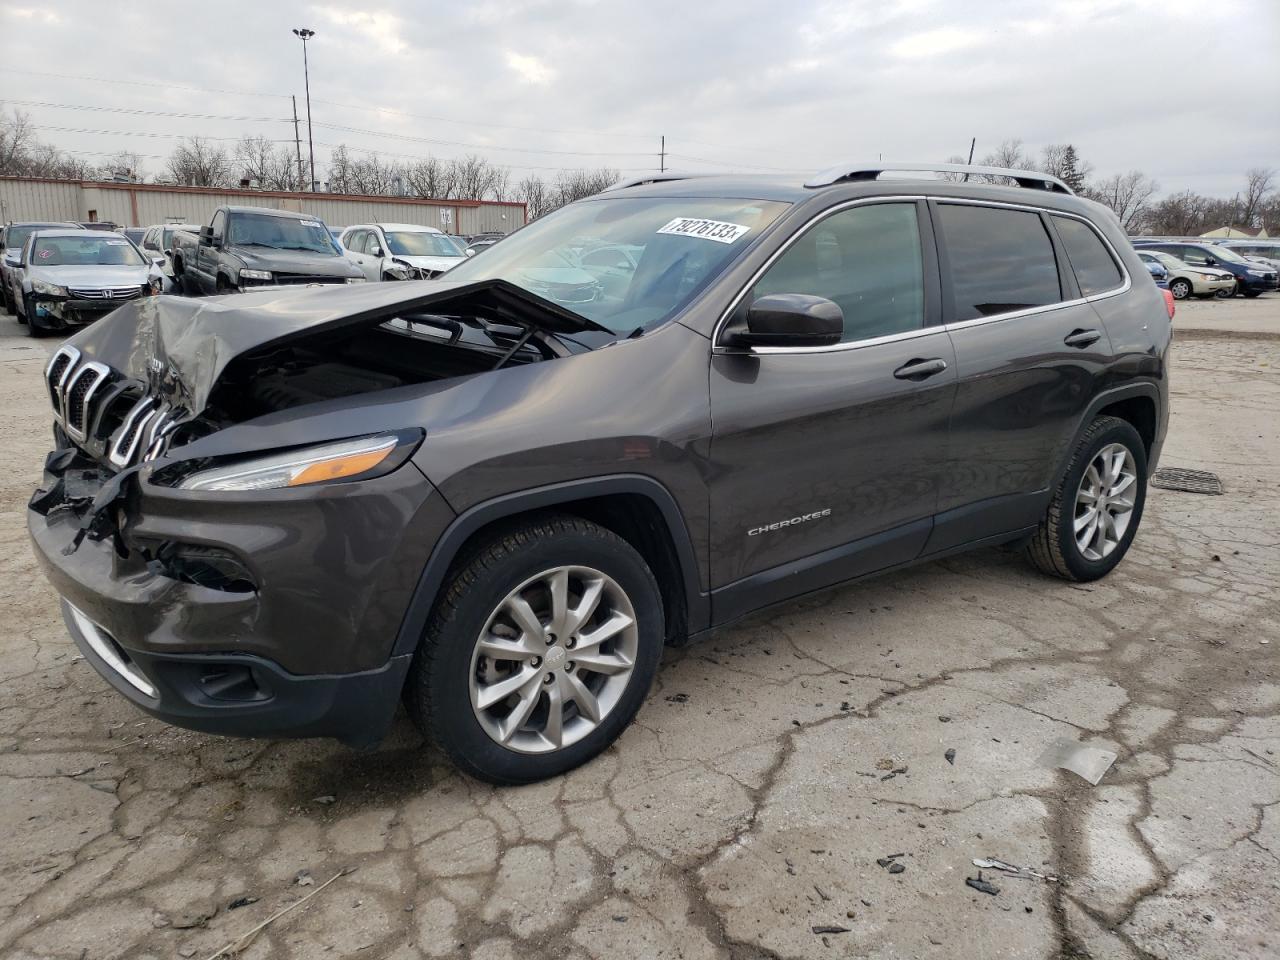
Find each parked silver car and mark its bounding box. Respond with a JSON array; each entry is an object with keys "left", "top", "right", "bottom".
[
  {"left": 1141, "top": 250, "right": 1236, "bottom": 299},
  {"left": 2, "top": 221, "right": 84, "bottom": 316},
  {"left": 340, "top": 223, "right": 466, "bottom": 280},
  {"left": 139, "top": 223, "right": 203, "bottom": 277},
  {"left": 12, "top": 230, "right": 167, "bottom": 335}
]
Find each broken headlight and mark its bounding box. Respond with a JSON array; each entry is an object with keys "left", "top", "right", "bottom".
[{"left": 177, "top": 434, "right": 406, "bottom": 492}]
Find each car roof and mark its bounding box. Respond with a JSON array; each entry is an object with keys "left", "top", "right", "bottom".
[
  {"left": 348, "top": 223, "right": 444, "bottom": 233},
  {"left": 223, "top": 206, "right": 319, "bottom": 218},
  {"left": 7, "top": 221, "right": 83, "bottom": 229},
  {"left": 32, "top": 229, "right": 127, "bottom": 240},
  {"left": 601, "top": 172, "right": 1100, "bottom": 218}
]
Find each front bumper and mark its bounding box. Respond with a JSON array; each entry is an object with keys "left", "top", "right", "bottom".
[
  {"left": 1195, "top": 276, "right": 1237, "bottom": 295},
  {"left": 1239, "top": 272, "right": 1280, "bottom": 294},
  {"left": 61, "top": 598, "right": 411, "bottom": 747},
  {"left": 29, "top": 448, "right": 455, "bottom": 745},
  {"left": 30, "top": 291, "right": 151, "bottom": 328}
]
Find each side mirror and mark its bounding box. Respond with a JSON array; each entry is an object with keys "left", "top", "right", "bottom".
[
  {"left": 369, "top": 244, "right": 383, "bottom": 257},
  {"left": 151, "top": 256, "right": 165, "bottom": 267},
  {"left": 199, "top": 226, "right": 214, "bottom": 246},
  {"left": 3, "top": 253, "right": 19, "bottom": 269},
  {"left": 727, "top": 294, "right": 844, "bottom": 349},
  {"left": 465, "top": 248, "right": 476, "bottom": 257}
]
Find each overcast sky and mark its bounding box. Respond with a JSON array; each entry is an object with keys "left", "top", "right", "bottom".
[{"left": 1, "top": 0, "right": 1277, "bottom": 197}]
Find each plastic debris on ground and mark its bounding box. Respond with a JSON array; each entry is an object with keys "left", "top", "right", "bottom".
[
  {"left": 972, "top": 857, "right": 1060, "bottom": 882},
  {"left": 1037, "top": 737, "right": 1117, "bottom": 785}
]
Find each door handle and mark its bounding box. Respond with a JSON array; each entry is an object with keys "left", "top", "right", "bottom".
[
  {"left": 1064, "top": 328, "right": 1102, "bottom": 348},
  {"left": 893, "top": 357, "right": 948, "bottom": 380}
]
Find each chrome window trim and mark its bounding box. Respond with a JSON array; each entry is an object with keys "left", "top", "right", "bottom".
[
  {"left": 712, "top": 195, "right": 1131, "bottom": 356},
  {"left": 711, "top": 195, "right": 929, "bottom": 356}
]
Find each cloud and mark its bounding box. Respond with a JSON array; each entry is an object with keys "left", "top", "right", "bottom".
[
  {"left": 889, "top": 27, "right": 987, "bottom": 59},
  {"left": 504, "top": 51, "right": 555, "bottom": 86},
  {"left": 314, "top": 9, "right": 408, "bottom": 55}
]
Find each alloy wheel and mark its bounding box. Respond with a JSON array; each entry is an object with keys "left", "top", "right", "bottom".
[
  {"left": 1074, "top": 443, "right": 1138, "bottom": 561},
  {"left": 1170, "top": 279, "right": 1190, "bottom": 300},
  {"left": 468, "top": 565, "right": 639, "bottom": 754}
]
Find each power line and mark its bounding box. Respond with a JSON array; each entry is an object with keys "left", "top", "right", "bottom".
[
  {"left": 0, "top": 67, "right": 292, "bottom": 100},
  {"left": 0, "top": 98, "right": 291, "bottom": 123},
  {"left": 310, "top": 119, "right": 654, "bottom": 158},
  {"left": 30, "top": 124, "right": 293, "bottom": 143},
  {"left": 314, "top": 141, "right": 655, "bottom": 175}
]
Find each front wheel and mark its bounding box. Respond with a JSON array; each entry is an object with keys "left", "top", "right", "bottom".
[
  {"left": 405, "top": 515, "right": 664, "bottom": 784},
  {"left": 1215, "top": 285, "right": 1235, "bottom": 299},
  {"left": 1027, "top": 416, "right": 1148, "bottom": 582},
  {"left": 1169, "top": 278, "right": 1192, "bottom": 300}
]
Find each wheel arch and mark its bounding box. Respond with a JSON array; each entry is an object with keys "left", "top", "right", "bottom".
[
  {"left": 1054, "top": 383, "right": 1161, "bottom": 487},
  {"left": 391, "top": 475, "right": 709, "bottom": 659}
]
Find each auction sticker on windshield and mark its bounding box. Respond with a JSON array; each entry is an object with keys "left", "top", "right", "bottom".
[{"left": 657, "top": 217, "right": 751, "bottom": 244}]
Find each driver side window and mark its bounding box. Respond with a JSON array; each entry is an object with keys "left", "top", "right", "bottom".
[
  {"left": 1180, "top": 247, "right": 1210, "bottom": 266},
  {"left": 750, "top": 203, "right": 924, "bottom": 343}
]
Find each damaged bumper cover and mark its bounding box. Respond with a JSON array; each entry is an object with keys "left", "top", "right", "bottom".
[{"left": 28, "top": 446, "right": 455, "bottom": 746}]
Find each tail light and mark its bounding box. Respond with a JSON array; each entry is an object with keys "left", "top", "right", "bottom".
[{"left": 1162, "top": 288, "right": 1175, "bottom": 319}]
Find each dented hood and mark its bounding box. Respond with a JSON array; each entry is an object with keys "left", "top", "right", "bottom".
[{"left": 62, "top": 278, "right": 613, "bottom": 415}]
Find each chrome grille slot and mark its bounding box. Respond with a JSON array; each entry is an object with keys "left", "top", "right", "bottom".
[
  {"left": 67, "top": 286, "right": 144, "bottom": 301},
  {"left": 45, "top": 345, "right": 81, "bottom": 416},
  {"left": 108, "top": 396, "right": 159, "bottom": 468},
  {"left": 62, "top": 362, "right": 111, "bottom": 441}
]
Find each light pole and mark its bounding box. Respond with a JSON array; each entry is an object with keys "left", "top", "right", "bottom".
[{"left": 292, "top": 27, "right": 317, "bottom": 192}]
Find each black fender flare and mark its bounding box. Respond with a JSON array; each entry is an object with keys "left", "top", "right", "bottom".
[
  {"left": 390, "top": 474, "right": 709, "bottom": 658},
  {"left": 1052, "top": 381, "right": 1162, "bottom": 486}
]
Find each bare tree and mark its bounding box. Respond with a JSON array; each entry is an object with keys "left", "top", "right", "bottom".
[
  {"left": 0, "top": 109, "right": 38, "bottom": 173},
  {"left": 404, "top": 156, "right": 447, "bottom": 198},
  {"left": 326, "top": 145, "right": 354, "bottom": 194},
  {"left": 166, "top": 137, "right": 232, "bottom": 187},
  {"left": 1084, "top": 171, "right": 1159, "bottom": 232},
  {"left": 1145, "top": 190, "right": 1210, "bottom": 236},
  {"left": 349, "top": 152, "right": 397, "bottom": 195},
  {"left": 1240, "top": 167, "right": 1275, "bottom": 229},
  {"left": 235, "top": 136, "right": 298, "bottom": 190},
  {"left": 101, "top": 151, "right": 144, "bottom": 182},
  {"left": 516, "top": 174, "right": 553, "bottom": 219}
]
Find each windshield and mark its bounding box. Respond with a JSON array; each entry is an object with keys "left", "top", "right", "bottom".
[
  {"left": 443, "top": 197, "right": 789, "bottom": 333},
  {"left": 8, "top": 224, "right": 76, "bottom": 251},
  {"left": 1203, "top": 246, "right": 1248, "bottom": 264},
  {"left": 227, "top": 213, "right": 335, "bottom": 254},
  {"left": 386, "top": 231, "right": 464, "bottom": 257},
  {"left": 32, "top": 235, "right": 146, "bottom": 267}
]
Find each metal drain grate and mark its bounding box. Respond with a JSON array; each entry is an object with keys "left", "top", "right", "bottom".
[{"left": 1150, "top": 468, "right": 1223, "bottom": 495}]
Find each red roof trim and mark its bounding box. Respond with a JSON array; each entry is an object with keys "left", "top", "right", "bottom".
[{"left": 0, "top": 175, "right": 527, "bottom": 212}]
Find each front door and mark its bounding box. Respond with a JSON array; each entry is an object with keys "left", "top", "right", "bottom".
[{"left": 708, "top": 200, "right": 957, "bottom": 621}]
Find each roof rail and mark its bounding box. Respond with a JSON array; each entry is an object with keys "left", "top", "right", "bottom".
[
  {"left": 602, "top": 172, "right": 714, "bottom": 192},
  {"left": 805, "top": 161, "right": 1075, "bottom": 195}
]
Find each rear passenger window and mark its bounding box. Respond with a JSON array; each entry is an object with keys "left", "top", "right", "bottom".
[
  {"left": 1053, "top": 216, "right": 1123, "bottom": 296},
  {"left": 750, "top": 202, "right": 924, "bottom": 343},
  {"left": 937, "top": 204, "right": 1061, "bottom": 321}
]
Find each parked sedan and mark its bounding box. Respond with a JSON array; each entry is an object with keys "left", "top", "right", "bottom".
[
  {"left": 1133, "top": 241, "right": 1278, "bottom": 297},
  {"left": 1142, "top": 251, "right": 1236, "bottom": 300},
  {"left": 12, "top": 230, "right": 167, "bottom": 335},
  {"left": 340, "top": 223, "right": 466, "bottom": 280},
  {"left": 2, "top": 221, "right": 84, "bottom": 315}
]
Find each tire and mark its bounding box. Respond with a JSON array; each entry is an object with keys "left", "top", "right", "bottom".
[
  {"left": 1215, "top": 285, "right": 1235, "bottom": 299},
  {"left": 1027, "top": 416, "right": 1147, "bottom": 582},
  {"left": 1169, "top": 278, "right": 1192, "bottom": 300},
  {"left": 405, "top": 515, "right": 663, "bottom": 784}
]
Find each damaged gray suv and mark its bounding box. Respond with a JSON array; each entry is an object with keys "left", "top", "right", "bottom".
[{"left": 30, "top": 163, "right": 1171, "bottom": 784}]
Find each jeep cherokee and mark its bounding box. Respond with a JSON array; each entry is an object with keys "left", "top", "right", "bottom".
[{"left": 29, "top": 162, "right": 1170, "bottom": 784}]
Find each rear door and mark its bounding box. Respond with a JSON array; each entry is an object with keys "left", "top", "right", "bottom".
[
  {"left": 708, "top": 199, "right": 956, "bottom": 619},
  {"left": 929, "top": 200, "right": 1117, "bottom": 553}
]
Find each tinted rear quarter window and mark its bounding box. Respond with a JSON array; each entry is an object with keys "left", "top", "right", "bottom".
[
  {"left": 937, "top": 204, "right": 1061, "bottom": 321},
  {"left": 1053, "top": 216, "right": 1123, "bottom": 295}
]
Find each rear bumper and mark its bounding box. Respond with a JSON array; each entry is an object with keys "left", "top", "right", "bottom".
[
  {"left": 62, "top": 598, "right": 410, "bottom": 746},
  {"left": 1240, "top": 274, "right": 1279, "bottom": 293}
]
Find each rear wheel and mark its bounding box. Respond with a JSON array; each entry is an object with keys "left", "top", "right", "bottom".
[
  {"left": 405, "top": 515, "right": 664, "bottom": 784},
  {"left": 1027, "top": 416, "right": 1147, "bottom": 582},
  {"left": 1169, "top": 278, "right": 1192, "bottom": 300}
]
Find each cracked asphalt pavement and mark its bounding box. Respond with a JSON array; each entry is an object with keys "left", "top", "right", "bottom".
[{"left": 1, "top": 301, "right": 1277, "bottom": 960}]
